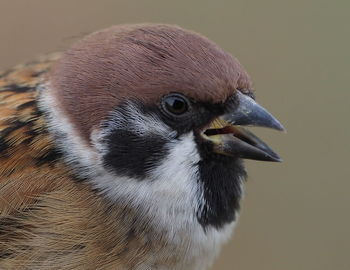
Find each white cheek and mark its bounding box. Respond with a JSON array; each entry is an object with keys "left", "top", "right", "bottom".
[
  {"left": 40, "top": 85, "right": 202, "bottom": 227},
  {"left": 92, "top": 132, "right": 204, "bottom": 235}
]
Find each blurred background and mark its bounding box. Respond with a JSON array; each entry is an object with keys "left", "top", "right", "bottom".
[{"left": 1, "top": 0, "right": 349, "bottom": 269}]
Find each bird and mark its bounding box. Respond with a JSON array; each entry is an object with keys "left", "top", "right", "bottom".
[{"left": 0, "top": 24, "right": 284, "bottom": 270}]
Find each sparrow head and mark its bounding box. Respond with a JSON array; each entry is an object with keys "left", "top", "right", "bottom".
[{"left": 43, "top": 24, "right": 284, "bottom": 229}]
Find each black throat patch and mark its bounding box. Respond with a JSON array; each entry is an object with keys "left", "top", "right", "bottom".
[{"left": 197, "top": 155, "right": 246, "bottom": 229}]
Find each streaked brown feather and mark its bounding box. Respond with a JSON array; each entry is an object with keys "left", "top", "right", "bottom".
[{"left": 0, "top": 56, "right": 175, "bottom": 269}]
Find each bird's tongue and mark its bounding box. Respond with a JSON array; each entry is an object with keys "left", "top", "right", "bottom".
[{"left": 204, "top": 126, "right": 236, "bottom": 136}]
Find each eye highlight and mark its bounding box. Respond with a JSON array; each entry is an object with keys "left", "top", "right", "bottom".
[{"left": 161, "top": 93, "right": 190, "bottom": 116}]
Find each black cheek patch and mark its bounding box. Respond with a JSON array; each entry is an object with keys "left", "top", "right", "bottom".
[
  {"left": 103, "top": 129, "right": 169, "bottom": 179},
  {"left": 197, "top": 156, "right": 246, "bottom": 229}
]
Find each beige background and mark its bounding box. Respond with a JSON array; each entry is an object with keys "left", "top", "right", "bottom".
[{"left": 1, "top": 0, "right": 349, "bottom": 269}]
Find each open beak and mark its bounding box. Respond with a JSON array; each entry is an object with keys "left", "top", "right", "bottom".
[{"left": 201, "top": 91, "right": 285, "bottom": 162}]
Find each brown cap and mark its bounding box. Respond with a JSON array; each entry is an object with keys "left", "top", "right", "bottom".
[{"left": 49, "top": 24, "right": 252, "bottom": 141}]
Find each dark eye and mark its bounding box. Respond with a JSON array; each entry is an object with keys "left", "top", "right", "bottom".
[{"left": 162, "top": 94, "right": 190, "bottom": 116}]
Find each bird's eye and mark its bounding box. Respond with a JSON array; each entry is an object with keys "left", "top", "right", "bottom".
[{"left": 161, "top": 94, "right": 190, "bottom": 116}]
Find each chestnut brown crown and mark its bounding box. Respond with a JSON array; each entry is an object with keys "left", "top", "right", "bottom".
[{"left": 49, "top": 24, "right": 252, "bottom": 141}]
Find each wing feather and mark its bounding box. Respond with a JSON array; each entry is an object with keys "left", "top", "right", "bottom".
[{"left": 0, "top": 56, "right": 163, "bottom": 269}]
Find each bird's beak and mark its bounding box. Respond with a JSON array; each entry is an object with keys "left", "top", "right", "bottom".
[{"left": 201, "top": 91, "right": 285, "bottom": 162}]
